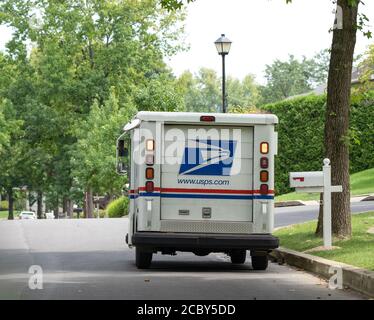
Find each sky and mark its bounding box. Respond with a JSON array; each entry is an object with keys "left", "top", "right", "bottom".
[
  {"left": 166, "top": 0, "right": 374, "bottom": 84},
  {"left": 0, "top": 0, "right": 373, "bottom": 85}
]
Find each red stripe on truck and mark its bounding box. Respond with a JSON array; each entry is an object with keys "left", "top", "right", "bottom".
[{"left": 134, "top": 187, "right": 274, "bottom": 195}]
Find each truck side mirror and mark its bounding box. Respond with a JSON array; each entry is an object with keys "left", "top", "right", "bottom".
[{"left": 117, "top": 139, "right": 129, "bottom": 175}]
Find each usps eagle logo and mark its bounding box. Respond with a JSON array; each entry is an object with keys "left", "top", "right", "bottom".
[{"left": 179, "top": 140, "right": 237, "bottom": 176}]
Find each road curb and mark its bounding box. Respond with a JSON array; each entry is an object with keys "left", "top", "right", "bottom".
[
  {"left": 362, "top": 195, "right": 374, "bottom": 201},
  {"left": 275, "top": 195, "right": 374, "bottom": 207},
  {"left": 269, "top": 247, "right": 374, "bottom": 298},
  {"left": 275, "top": 201, "right": 305, "bottom": 208}
]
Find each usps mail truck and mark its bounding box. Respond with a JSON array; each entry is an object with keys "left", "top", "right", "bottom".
[{"left": 117, "top": 112, "right": 279, "bottom": 270}]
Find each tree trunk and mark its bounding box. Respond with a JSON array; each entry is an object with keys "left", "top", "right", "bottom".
[
  {"left": 54, "top": 196, "right": 59, "bottom": 219},
  {"left": 67, "top": 199, "right": 73, "bottom": 219},
  {"left": 8, "top": 188, "right": 14, "bottom": 220},
  {"left": 63, "top": 197, "right": 68, "bottom": 215},
  {"left": 82, "top": 197, "right": 86, "bottom": 219},
  {"left": 37, "top": 191, "right": 43, "bottom": 219},
  {"left": 85, "top": 188, "right": 94, "bottom": 219},
  {"left": 26, "top": 191, "right": 30, "bottom": 211},
  {"left": 316, "top": 0, "right": 359, "bottom": 238}
]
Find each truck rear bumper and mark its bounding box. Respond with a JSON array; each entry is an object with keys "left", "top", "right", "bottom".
[{"left": 132, "top": 232, "right": 279, "bottom": 251}]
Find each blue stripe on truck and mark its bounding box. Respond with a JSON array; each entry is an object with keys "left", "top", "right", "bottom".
[
  {"left": 160, "top": 193, "right": 274, "bottom": 200},
  {"left": 129, "top": 193, "right": 274, "bottom": 200}
]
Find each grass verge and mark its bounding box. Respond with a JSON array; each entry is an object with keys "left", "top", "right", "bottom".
[
  {"left": 0, "top": 211, "right": 20, "bottom": 219},
  {"left": 274, "top": 211, "right": 374, "bottom": 271},
  {"left": 0, "top": 211, "right": 9, "bottom": 219}
]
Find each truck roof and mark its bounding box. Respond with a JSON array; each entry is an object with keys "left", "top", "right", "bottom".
[{"left": 135, "top": 111, "right": 278, "bottom": 125}]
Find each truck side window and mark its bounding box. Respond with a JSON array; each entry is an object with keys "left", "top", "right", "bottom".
[{"left": 117, "top": 136, "right": 130, "bottom": 175}]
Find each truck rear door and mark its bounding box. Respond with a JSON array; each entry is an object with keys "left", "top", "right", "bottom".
[{"left": 161, "top": 124, "right": 253, "bottom": 223}]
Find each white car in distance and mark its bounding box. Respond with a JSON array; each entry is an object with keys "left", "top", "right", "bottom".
[
  {"left": 19, "top": 211, "right": 37, "bottom": 220},
  {"left": 45, "top": 212, "right": 55, "bottom": 219}
]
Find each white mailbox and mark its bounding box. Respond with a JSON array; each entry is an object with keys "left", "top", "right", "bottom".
[
  {"left": 290, "top": 171, "right": 324, "bottom": 188},
  {"left": 290, "top": 171, "right": 324, "bottom": 193}
]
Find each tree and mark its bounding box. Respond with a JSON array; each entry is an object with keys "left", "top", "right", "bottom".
[
  {"left": 0, "top": 101, "right": 10, "bottom": 151},
  {"left": 177, "top": 68, "right": 259, "bottom": 112},
  {"left": 310, "top": 49, "right": 331, "bottom": 86},
  {"left": 227, "top": 74, "right": 259, "bottom": 109},
  {"left": 259, "top": 53, "right": 329, "bottom": 105},
  {"left": 316, "top": 0, "right": 362, "bottom": 238},
  {"left": 160, "top": 0, "right": 195, "bottom": 10},
  {"left": 0, "top": 52, "right": 27, "bottom": 220},
  {"left": 176, "top": 70, "right": 200, "bottom": 111},
  {"left": 0, "top": 0, "right": 186, "bottom": 217},
  {"left": 0, "top": 99, "right": 24, "bottom": 220},
  {"left": 177, "top": 68, "right": 220, "bottom": 112},
  {"left": 134, "top": 73, "right": 185, "bottom": 112},
  {"left": 357, "top": 43, "right": 374, "bottom": 91},
  {"left": 71, "top": 89, "right": 132, "bottom": 218}
]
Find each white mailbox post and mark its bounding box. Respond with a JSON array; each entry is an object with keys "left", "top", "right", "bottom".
[{"left": 289, "top": 159, "right": 342, "bottom": 249}]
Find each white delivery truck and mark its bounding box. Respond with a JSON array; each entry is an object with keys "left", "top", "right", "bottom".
[{"left": 117, "top": 111, "right": 279, "bottom": 270}]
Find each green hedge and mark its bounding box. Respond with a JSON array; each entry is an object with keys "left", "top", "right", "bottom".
[
  {"left": 106, "top": 196, "right": 129, "bottom": 218},
  {"left": 263, "top": 92, "right": 374, "bottom": 195}
]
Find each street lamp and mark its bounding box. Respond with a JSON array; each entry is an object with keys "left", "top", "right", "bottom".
[{"left": 214, "top": 34, "right": 232, "bottom": 113}]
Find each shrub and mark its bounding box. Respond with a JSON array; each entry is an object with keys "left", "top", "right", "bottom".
[
  {"left": 106, "top": 197, "right": 129, "bottom": 218},
  {"left": 94, "top": 209, "right": 107, "bottom": 218},
  {"left": 0, "top": 200, "right": 8, "bottom": 210}
]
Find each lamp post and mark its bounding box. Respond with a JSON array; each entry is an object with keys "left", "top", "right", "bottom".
[{"left": 214, "top": 34, "right": 232, "bottom": 113}]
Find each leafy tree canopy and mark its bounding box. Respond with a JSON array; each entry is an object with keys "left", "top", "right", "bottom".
[
  {"left": 176, "top": 68, "right": 259, "bottom": 112},
  {"left": 0, "top": 0, "right": 187, "bottom": 216},
  {"left": 259, "top": 52, "right": 330, "bottom": 105}
]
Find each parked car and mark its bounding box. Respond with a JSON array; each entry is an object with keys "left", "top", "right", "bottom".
[
  {"left": 19, "top": 211, "right": 37, "bottom": 220},
  {"left": 45, "top": 212, "right": 55, "bottom": 219}
]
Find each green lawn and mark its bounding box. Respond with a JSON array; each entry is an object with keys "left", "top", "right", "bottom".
[
  {"left": 276, "top": 168, "right": 374, "bottom": 202},
  {"left": 274, "top": 211, "right": 374, "bottom": 271},
  {"left": 0, "top": 211, "right": 20, "bottom": 219},
  {"left": 0, "top": 211, "right": 9, "bottom": 219}
]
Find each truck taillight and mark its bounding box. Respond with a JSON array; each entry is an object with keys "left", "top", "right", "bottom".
[
  {"left": 260, "top": 170, "right": 269, "bottom": 182},
  {"left": 260, "top": 184, "right": 269, "bottom": 195},
  {"left": 260, "top": 142, "right": 269, "bottom": 154},
  {"left": 146, "top": 168, "right": 154, "bottom": 179},
  {"left": 145, "top": 181, "right": 154, "bottom": 193},
  {"left": 200, "top": 115, "right": 215, "bottom": 122},
  {"left": 146, "top": 139, "right": 154, "bottom": 151},
  {"left": 260, "top": 157, "right": 268, "bottom": 168}
]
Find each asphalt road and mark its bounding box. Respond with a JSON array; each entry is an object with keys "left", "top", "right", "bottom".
[
  {"left": 0, "top": 218, "right": 368, "bottom": 300},
  {"left": 275, "top": 200, "right": 374, "bottom": 227}
]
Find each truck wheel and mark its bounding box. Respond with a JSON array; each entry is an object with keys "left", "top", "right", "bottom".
[
  {"left": 230, "top": 250, "right": 246, "bottom": 264},
  {"left": 251, "top": 255, "right": 268, "bottom": 270},
  {"left": 135, "top": 247, "right": 152, "bottom": 269}
]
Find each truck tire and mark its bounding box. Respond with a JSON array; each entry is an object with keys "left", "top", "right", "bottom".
[
  {"left": 135, "top": 247, "right": 152, "bottom": 269},
  {"left": 251, "top": 255, "right": 268, "bottom": 270},
  {"left": 230, "top": 250, "right": 246, "bottom": 264}
]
